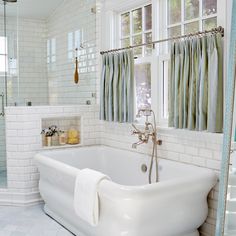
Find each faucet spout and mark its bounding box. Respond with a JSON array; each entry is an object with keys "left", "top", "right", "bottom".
[{"left": 132, "top": 140, "right": 145, "bottom": 149}]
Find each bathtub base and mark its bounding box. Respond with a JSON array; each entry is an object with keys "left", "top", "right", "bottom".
[
  {"left": 182, "top": 231, "right": 199, "bottom": 236},
  {"left": 44, "top": 205, "right": 200, "bottom": 236},
  {"left": 44, "top": 205, "right": 85, "bottom": 236}
]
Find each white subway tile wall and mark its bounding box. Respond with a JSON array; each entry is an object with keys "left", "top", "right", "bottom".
[
  {"left": 100, "top": 122, "right": 223, "bottom": 236},
  {"left": 1, "top": 1, "right": 224, "bottom": 236},
  {"left": 0, "top": 16, "right": 48, "bottom": 106},
  {"left": 46, "top": 0, "right": 97, "bottom": 105},
  {"left": 3, "top": 105, "right": 101, "bottom": 205},
  {"left": 4, "top": 104, "right": 223, "bottom": 236},
  {"left": 17, "top": 18, "right": 48, "bottom": 106},
  {"left": 0, "top": 118, "right": 6, "bottom": 172}
]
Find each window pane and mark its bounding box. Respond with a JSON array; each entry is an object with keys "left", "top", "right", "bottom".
[
  {"left": 163, "top": 60, "right": 169, "bottom": 119},
  {"left": 121, "top": 12, "right": 130, "bottom": 37},
  {"left": 168, "top": 0, "right": 181, "bottom": 25},
  {"left": 134, "top": 63, "right": 151, "bottom": 110},
  {"left": 168, "top": 25, "right": 181, "bottom": 37},
  {"left": 75, "top": 30, "right": 82, "bottom": 49},
  {"left": 51, "top": 38, "right": 56, "bottom": 55},
  {"left": 203, "top": 0, "right": 217, "bottom": 16},
  {"left": 144, "top": 32, "right": 152, "bottom": 55},
  {"left": 132, "top": 34, "right": 142, "bottom": 56},
  {"left": 184, "top": 0, "right": 199, "bottom": 20},
  {"left": 0, "top": 36, "right": 7, "bottom": 55},
  {"left": 121, "top": 38, "right": 130, "bottom": 48},
  {"left": 47, "top": 39, "right": 50, "bottom": 57},
  {"left": 184, "top": 21, "right": 199, "bottom": 34},
  {"left": 145, "top": 4, "right": 152, "bottom": 31},
  {"left": 132, "top": 8, "right": 142, "bottom": 34},
  {"left": 203, "top": 17, "right": 217, "bottom": 30}
]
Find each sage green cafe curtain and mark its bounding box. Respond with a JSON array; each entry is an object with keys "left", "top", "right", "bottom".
[
  {"left": 169, "top": 34, "right": 223, "bottom": 133},
  {"left": 100, "top": 50, "right": 135, "bottom": 123}
]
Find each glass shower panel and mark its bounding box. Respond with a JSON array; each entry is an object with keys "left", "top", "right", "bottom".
[
  {"left": 5, "top": 1, "right": 18, "bottom": 106},
  {"left": 0, "top": 0, "right": 18, "bottom": 188},
  {"left": 0, "top": 2, "right": 7, "bottom": 188}
]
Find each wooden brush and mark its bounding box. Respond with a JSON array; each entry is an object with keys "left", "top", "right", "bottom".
[{"left": 74, "top": 48, "right": 79, "bottom": 84}]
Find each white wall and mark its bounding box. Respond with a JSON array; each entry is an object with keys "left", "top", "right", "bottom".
[
  {"left": 46, "top": 0, "right": 97, "bottom": 105},
  {"left": 17, "top": 18, "right": 48, "bottom": 106},
  {"left": 0, "top": 118, "right": 6, "bottom": 172}
]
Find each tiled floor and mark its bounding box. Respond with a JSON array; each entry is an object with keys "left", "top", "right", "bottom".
[
  {"left": 0, "top": 170, "right": 7, "bottom": 188},
  {"left": 0, "top": 204, "right": 74, "bottom": 236}
]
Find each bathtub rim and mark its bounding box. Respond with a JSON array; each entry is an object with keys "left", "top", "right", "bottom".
[{"left": 34, "top": 145, "right": 218, "bottom": 195}]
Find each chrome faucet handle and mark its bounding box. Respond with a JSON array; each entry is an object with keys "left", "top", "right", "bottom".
[
  {"left": 131, "top": 129, "right": 139, "bottom": 135},
  {"left": 131, "top": 123, "right": 142, "bottom": 133}
]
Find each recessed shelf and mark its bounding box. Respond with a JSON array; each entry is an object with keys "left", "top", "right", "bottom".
[
  {"left": 42, "top": 143, "right": 83, "bottom": 150},
  {"left": 41, "top": 115, "right": 83, "bottom": 149}
]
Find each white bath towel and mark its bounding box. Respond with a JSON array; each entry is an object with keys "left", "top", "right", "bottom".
[{"left": 74, "top": 168, "right": 110, "bottom": 226}]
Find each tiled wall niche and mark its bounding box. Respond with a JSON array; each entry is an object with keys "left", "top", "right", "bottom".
[{"left": 41, "top": 116, "right": 82, "bottom": 148}]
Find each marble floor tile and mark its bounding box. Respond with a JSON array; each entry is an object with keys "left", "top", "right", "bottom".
[{"left": 0, "top": 204, "right": 74, "bottom": 236}]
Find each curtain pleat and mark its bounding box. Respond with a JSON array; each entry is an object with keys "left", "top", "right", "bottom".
[
  {"left": 207, "top": 34, "right": 223, "bottom": 132},
  {"left": 100, "top": 50, "right": 135, "bottom": 123},
  {"left": 169, "top": 34, "right": 223, "bottom": 133}
]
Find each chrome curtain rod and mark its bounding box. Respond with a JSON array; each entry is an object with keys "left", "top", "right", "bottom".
[{"left": 100, "top": 26, "right": 224, "bottom": 55}]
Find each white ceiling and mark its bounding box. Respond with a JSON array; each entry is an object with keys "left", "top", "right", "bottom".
[{"left": 1, "top": 0, "right": 65, "bottom": 19}]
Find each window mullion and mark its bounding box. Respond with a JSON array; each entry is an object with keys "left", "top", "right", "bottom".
[
  {"left": 181, "top": 0, "right": 185, "bottom": 34},
  {"left": 142, "top": 6, "right": 145, "bottom": 57},
  {"left": 130, "top": 11, "right": 133, "bottom": 47},
  {"left": 199, "top": 0, "right": 203, "bottom": 30}
]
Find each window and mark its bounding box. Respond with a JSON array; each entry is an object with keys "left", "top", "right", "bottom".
[
  {"left": 120, "top": 4, "right": 153, "bottom": 112},
  {"left": 67, "top": 29, "right": 84, "bottom": 60},
  {"left": 47, "top": 38, "right": 56, "bottom": 64},
  {"left": 134, "top": 63, "right": 151, "bottom": 110},
  {"left": 120, "top": 4, "right": 152, "bottom": 57},
  {"left": 0, "top": 36, "right": 8, "bottom": 73},
  {"left": 167, "top": 0, "right": 217, "bottom": 37},
  {"left": 111, "top": 0, "right": 222, "bottom": 124}
]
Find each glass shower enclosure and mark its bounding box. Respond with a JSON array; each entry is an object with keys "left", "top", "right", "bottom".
[{"left": 0, "top": 0, "right": 18, "bottom": 188}]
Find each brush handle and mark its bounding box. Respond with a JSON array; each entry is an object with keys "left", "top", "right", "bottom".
[{"left": 74, "top": 56, "right": 79, "bottom": 84}]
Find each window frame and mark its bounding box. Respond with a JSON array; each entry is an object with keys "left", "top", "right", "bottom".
[{"left": 118, "top": 2, "right": 156, "bottom": 122}]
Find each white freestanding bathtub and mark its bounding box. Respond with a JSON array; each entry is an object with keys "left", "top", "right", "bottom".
[{"left": 34, "top": 145, "right": 217, "bottom": 236}]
